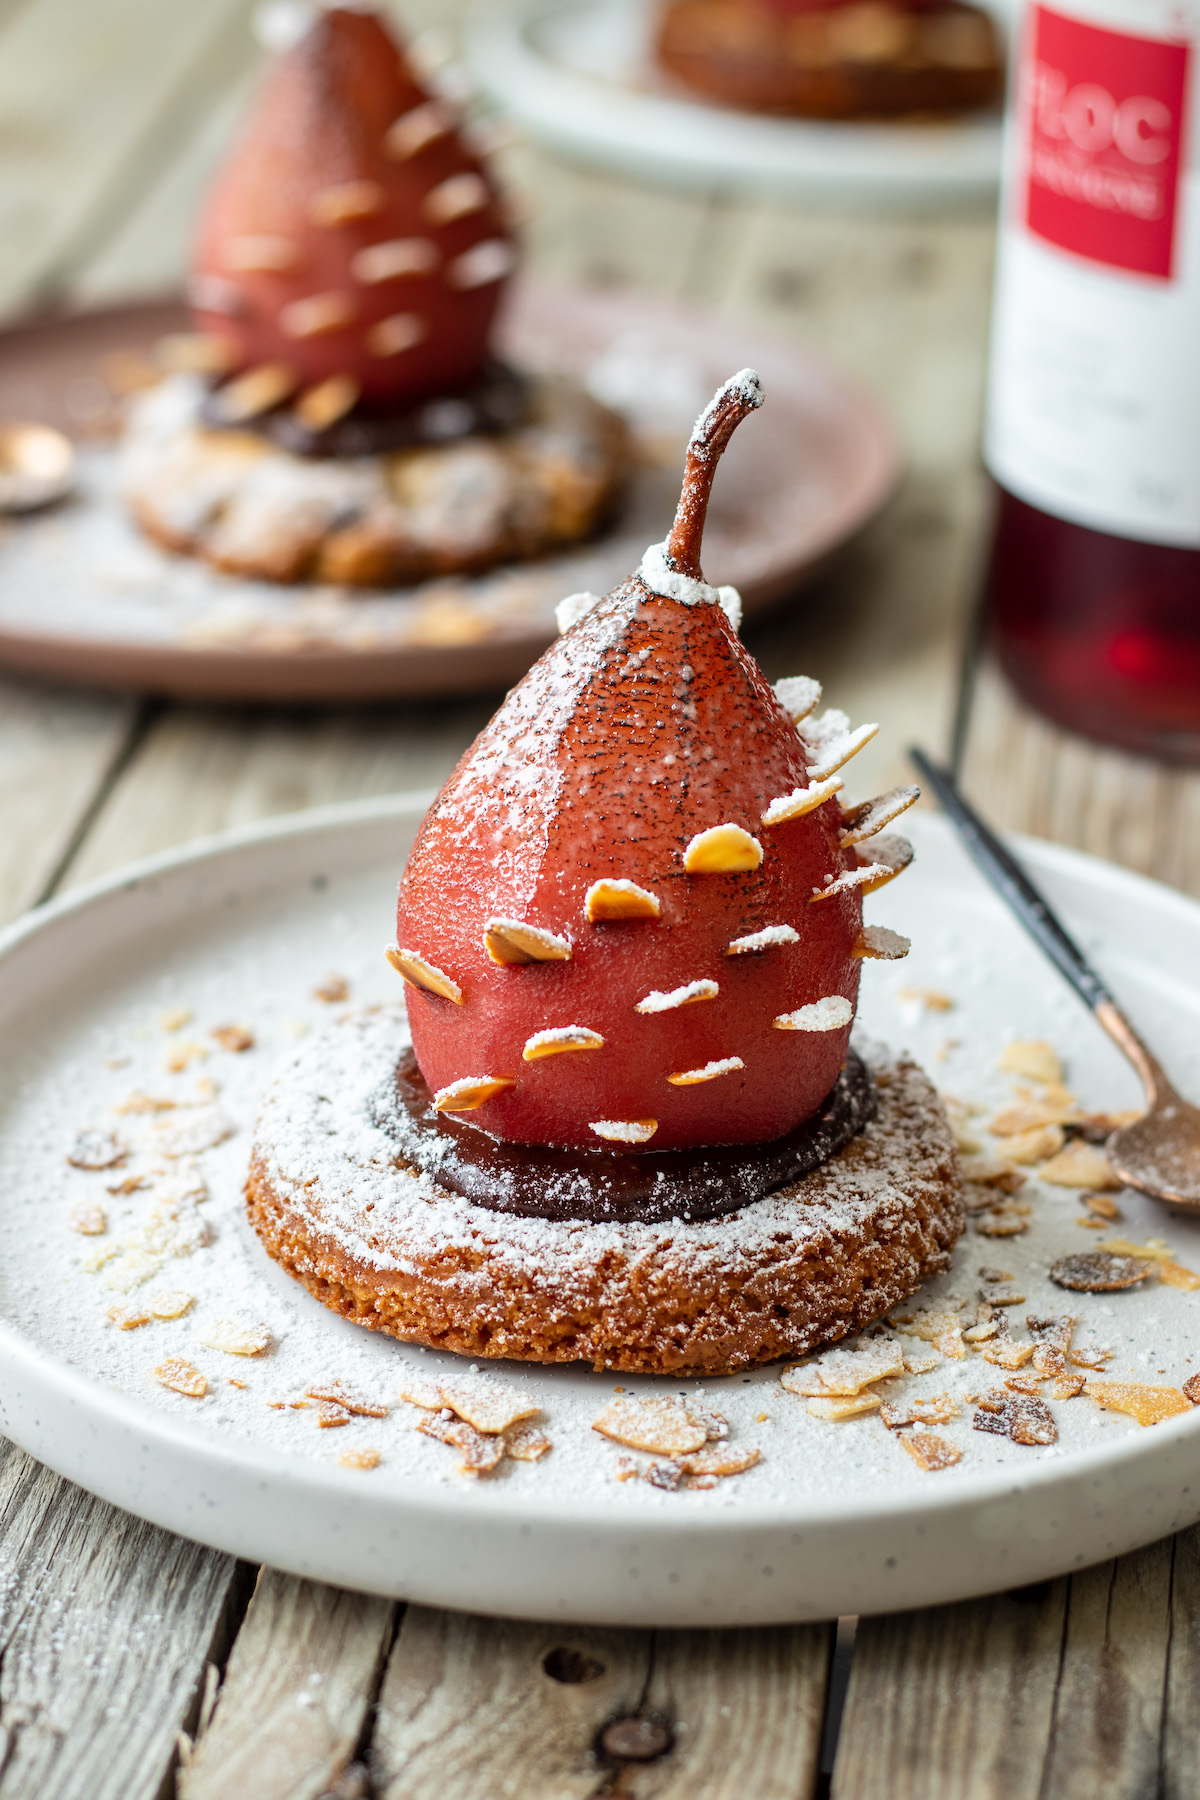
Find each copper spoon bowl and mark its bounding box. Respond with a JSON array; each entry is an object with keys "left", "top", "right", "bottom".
[{"left": 911, "top": 749, "right": 1200, "bottom": 1212}]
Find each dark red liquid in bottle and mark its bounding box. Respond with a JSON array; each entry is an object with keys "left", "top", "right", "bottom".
[{"left": 985, "top": 486, "right": 1200, "bottom": 762}]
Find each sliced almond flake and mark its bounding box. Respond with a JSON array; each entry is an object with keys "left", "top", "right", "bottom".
[
  {"left": 106, "top": 1304, "right": 150, "bottom": 1330},
  {"left": 636, "top": 979, "right": 718, "bottom": 1014},
  {"left": 200, "top": 1319, "right": 271, "bottom": 1357},
  {"left": 782, "top": 1339, "right": 904, "bottom": 1397},
  {"left": 505, "top": 1425, "right": 552, "bottom": 1462},
  {"left": 159, "top": 1006, "right": 193, "bottom": 1033},
  {"left": 307, "top": 1383, "right": 389, "bottom": 1419},
  {"left": 338, "top": 1448, "right": 381, "bottom": 1470},
  {"left": 852, "top": 925, "right": 911, "bottom": 961},
  {"left": 838, "top": 785, "right": 920, "bottom": 847},
  {"left": 151, "top": 1105, "right": 234, "bottom": 1159},
  {"left": 1037, "top": 1142, "right": 1122, "bottom": 1190},
  {"left": 998, "top": 1040, "right": 1063, "bottom": 1086},
  {"left": 989, "top": 1100, "right": 1079, "bottom": 1135},
  {"left": 1085, "top": 1380, "right": 1193, "bottom": 1427},
  {"left": 314, "top": 975, "right": 350, "bottom": 1003},
  {"left": 802, "top": 713, "right": 879, "bottom": 781},
  {"left": 979, "top": 1333, "right": 1037, "bottom": 1370},
  {"left": 68, "top": 1129, "right": 128, "bottom": 1170},
  {"left": 975, "top": 1207, "right": 1030, "bottom": 1238},
  {"left": 397, "top": 1377, "right": 446, "bottom": 1411},
  {"left": 961, "top": 1157, "right": 1026, "bottom": 1191},
  {"left": 1097, "top": 1237, "right": 1200, "bottom": 1290},
  {"left": 418, "top": 1411, "right": 506, "bottom": 1474},
  {"left": 584, "top": 878, "right": 661, "bottom": 922},
  {"left": 772, "top": 996, "right": 853, "bottom": 1033},
  {"left": 113, "top": 1093, "right": 177, "bottom": 1115},
  {"left": 103, "top": 1248, "right": 166, "bottom": 1293},
  {"left": 483, "top": 917, "right": 573, "bottom": 966},
  {"left": 897, "top": 986, "right": 954, "bottom": 1012},
  {"left": 682, "top": 823, "right": 763, "bottom": 874},
  {"left": 386, "top": 946, "right": 463, "bottom": 1005},
  {"left": 165, "top": 1040, "right": 209, "bottom": 1074},
  {"left": 668, "top": 1057, "right": 744, "bottom": 1086},
  {"left": 645, "top": 1461, "right": 684, "bottom": 1490},
  {"left": 900, "top": 1433, "right": 963, "bottom": 1472},
  {"left": 857, "top": 833, "right": 913, "bottom": 894},
  {"left": 69, "top": 1204, "right": 107, "bottom": 1237},
  {"left": 984, "top": 1291, "right": 1026, "bottom": 1307},
  {"left": 433, "top": 1075, "right": 515, "bottom": 1113},
  {"left": 437, "top": 1376, "right": 540, "bottom": 1435},
  {"left": 1053, "top": 1373, "right": 1087, "bottom": 1399},
  {"left": 807, "top": 1394, "right": 882, "bottom": 1420},
  {"left": 761, "top": 777, "right": 843, "bottom": 828},
  {"left": 1004, "top": 1374, "right": 1045, "bottom": 1397},
  {"left": 523, "top": 1026, "right": 604, "bottom": 1060},
  {"left": 592, "top": 1396, "right": 711, "bottom": 1456},
  {"left": 1183, "top": 1374, "right": 1200, "bottom": 1406},
  {"left": 1002, "top": 1124, "right": 1066, "bottom": 1165},
  {"left": 1069, "top": 1345, "right": 1115, "bottom": 1371},
  {"left": 726, "top": 924, "right": 799, "bottom": 956},
  {"left": 879, "top": 1394, "right": 960, "bottom": 1429},
  {"left": 679, "top": 1445, "right": 760, "bottom": 1478},
  {"left": 1082, "top": 1194, "right": 1123, "bottom": 1222},
  {"left": 1026, "top": 1314, "right": 1075, "bottom": 1380},
  {"left": 210, "top": 1024, "right": 255, "bottom": 1052},
  {"left": 810, "top": 864, "right": 889, "bottom": 902},
  {"left": 590, "top": 1119, "right": 657, "bottom": 1144},
  {"left": 974, "top": 1388, "right": 1057, "bottom": 1445},
  {"left": 155, "top": 1357, "right": 206, "bottom": 1398},
  {"left": 317, "top": 1400, "right": 351, "bottom": 1428},
  {"left": 148, "top": 1290, "right": 193, "bottom": 1320},
  {"left": 773, "top": 674, "right": 821, "bottom": 721},
  {"left": 106, "top": 1175, "right": 151, "bottom": 1195},
  {"left": 902, "top": 1352, "right": 941, "bottom": 1374},
  {"left": 890, "top": 1308, "right": 967, "bottom": 1360}
]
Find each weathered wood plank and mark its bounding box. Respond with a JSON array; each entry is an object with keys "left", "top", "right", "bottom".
[
  {"left": 178, "top": 1568, "right": 394, "bottom": 1800},
  {"left": 371, "top": 1608, "right": 831, "bottom": 1800},
  {"left": 1163, "top": 1526, "right": 1200, "bottom": 1799},
  {"left": 0, "top": 1439, "right": 241, "bottom": 1800}
]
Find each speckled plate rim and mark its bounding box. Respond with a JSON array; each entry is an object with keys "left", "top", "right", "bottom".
[{"left": 0, "top": 795, "right": 1198, "bottom": 1625}]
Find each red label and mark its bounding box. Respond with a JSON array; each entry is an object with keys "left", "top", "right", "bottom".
[{"left": 1022, "top": 6, "right": 1189, "bottom": 279}]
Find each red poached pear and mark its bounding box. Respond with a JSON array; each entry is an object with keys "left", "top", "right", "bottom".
[
  {"left": 392, "top": 372, "right": 915, "bottom": 1152},
  {"left": 191, "top": 6, "right": 512, "bottom": 413}
]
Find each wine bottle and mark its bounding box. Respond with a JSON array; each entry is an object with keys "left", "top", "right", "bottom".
[{"left": 982, "top": 0, "right": 1200, "bottom": 758}]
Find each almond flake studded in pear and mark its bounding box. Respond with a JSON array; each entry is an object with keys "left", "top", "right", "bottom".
[
  {"left": 211, "top": 363, "right": 298, "bottom": 423},
  {"left": 857, "top": 834, "right": 914, "bottom": 893},
  {"left": 852, "top": 925, "right": 911, "bottom": 960},
  {"left": 781, "top": 1339, "right": 904, "bottom": 1396},
  {"left": 433, "top": 1075, "right": 515, "bottom": 1112},
  {"left": 668, "top": 1056, "right": 744, "bottom": 1086},
  {"left": 811, "top": 865, "right": 891, "bottom": 902},
  {"left": 593, "top": 1396, "right": 712, "bottom": 1456},
  {"left": 636, "top": 980, "right": 718, "bottom": 1014},
  {"left": 386, "top": 945, "right": 463, "bottom": 1004},
  {"left": 590, "top": 1119, "right": 657, "bottom": 1144},
  {"left": 804, "top": 715, "right": 879, "bottom": 782},
  {"left": 725, "top": 924, "right": 798, "bottom": 956},
  {"left": 773, "top": 674, "right": 821, "bottom": 722},
  {"left": 772, "top": 996, "right": 853, "bottom": 1032},
  {"left": 839, "top": 785, "right": 921, "bottom": 847},
  {"left": 483, "top": 919, "right": 573, "bottom": 965},
  {"left": 584, "top": 879, "right": 661, "bottom": 922},
  {"left": 807, "top": 1394, "right": 882, "bottom": 1420},
  {"left": 523, "top": 1026, "right": 604, "bottom": 1060},
  {"left": 761, "top": 777, "right": 843, "bottom": 828},
  {"left": 682, "top": 823, "right": 763, "bottom": 873},
  {"left": 384, "top": 99, "right": 452, "bottom": 158}
]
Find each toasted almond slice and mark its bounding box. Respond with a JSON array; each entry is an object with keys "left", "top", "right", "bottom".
[
  {"left": 385, "top": 98, "right": 453, "bottom": 158},
  {"left": 589, "top": 1119, "right": 657, "bottom": 1144},
  {"left": 900, "top": 1432, "right": 962, "bottom": 1471},
  {"left": 386, "top": 945, "right": 463, "bottom": 1004},
  {"left": 280, "top": 291, "right": 356, "bottom": 339},
  {"left": 523, "top": 1026, "right": 604, "bottom": 1060},
  {"left": 317, "top": 1400, "right": 351, "bottom": 1428},
  {"left": 69, "top": 1204, "right": 107, "bottom": 1236},
  {"left": 310, "top": 178, "right": 385, "bottom": 226},
  {"left": 295, "top": 374, "right": 360, "bottom": 431},
  {"left": 772, "top": 996, "right": 853, "bottom": 1032},
  {"left": 593, "top": 1396, "right": 710, "bottom": 1456},
  {"left": 211, "top": 363, "right": 298, "bottom": 422},
  {"left": 306, "top": 1382, "right": 389, "bottom": 1419},
  {"left": 107, "top": 1304, "right": 150, "bottom": 1330},
  {"left": 879, "top": 1394, "right": 960, "bottom": 1429},
  {"left": 505, "top": 1424, "right": 552, "bottom": 1461},
  {"left": 683, "top": 824, "right": 763, "bottom": 874},
  {"left": 998, "top": 1039, "right": 1063, "bottom": 1085},
  {"left": 210, "top": 1024, "right": 254, "bottom": 1053},
  {"left": 584, "top": 879, "right": 661, "bottom": 922},
  {"left": 68, "top": 1129, "right": 128, "bottom": 1170},
  {"left": 396, "top": 1377, "right": 445, "bottom": 1410},
  {"left": 669, "top": 1056, "right": 744, "bottom": 1086},
  {"left": 852, "top": 925, "right": 911, "bottom": 960},
  {"left": 147, "top": 1290, "right": 193, "bottom": 1320},
  {"left": 353, "top": 235, "right": 439, "bottom": 283},
  {"left": 1003, "top": 1123, "right": 1066, "bottom": 1165},
  {"left": 156, "top": 331, "right": 234, "bottom": 374},
  {"left": 1037, "top": 1142, "right": 1122, "bottom": 1190},
  {"left": 679, "top": 1444, "right": 760, "bottom": 1477},
  {"left": 200, "top": 1319, "right": 271, "bottom": 1357},
  {"left": 807, "top": 1394, "right": 882, "bottom": 1420},
  {"left": 1096, "top": 1237, "right": 1200, "bottom": 1289},
  {"left": 636, "top": 979, "right": 718, "bottom": 1014},
  {"left": 160, "top": 1006, "right": 193, "bottom": 1032},
  {"left": 761, "top": 778, "right": 843, "bottom": 828},
  {"left": 782, "top": 1339, "right": 904, "bottom": 1396},
  {"left": 483, "top": 918, "right": 572, "bottom": 965},
  {"left": 418, "top": 1412, "right": 507, "bottom": 1474},
  {"left": 975, "top": 1207, "right": 1030, "bottom": 1238},
  {"left": 224, "top": 233, "right": 297, "bottom": 272},
  {"left": 1085, "top": 1379, "right": 1193, "bottom": 1426},
  {"left": 437, "top": 1376, "right": 541, "bottom": 1434},
  {"left": 773, "top": 675, "right": 822, "bottom": 722},
  {"left": 155, "top": 1357, "right": 206, "bottom": 1398},
  {"left": 856, "top": 833, "right": 913, "bottom": 894},
  {"left": 726, "top": 924, "right": 798, "bottom": 956},
  {"left": 433, "top": 1075, "right": 515, "bottom": 1113},
  {"left": 804, "top": 720, "right": 879, "bottom": 782},
  {"left": 889, "top": 1307, "right": 966, "bottom": 1360},
  {"left": 810, "top": 865, "right": 890, "bottom": 902},
  {"left": 838, "top": 786, "right": 920, "bottom": 847},
  {"left": 338, "top": 1448, "right": 381, "bottom": 1470}
]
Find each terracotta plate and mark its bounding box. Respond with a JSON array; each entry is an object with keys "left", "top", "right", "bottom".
[{"left": 0, "top": 286, "right": 897, "bottom": 701}]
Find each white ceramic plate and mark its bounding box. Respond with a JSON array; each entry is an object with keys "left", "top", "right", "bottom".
[
  {"left": 0, "top": 796, "right": 1198, "bottom": 1626},
  {"left": 466, "top": 0, "right": 1013, "bottom": 207}
]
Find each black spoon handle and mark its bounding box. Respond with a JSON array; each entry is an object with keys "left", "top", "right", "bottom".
[{"left": 908, "top": 747, "right": 1115, "bottom": 1015}]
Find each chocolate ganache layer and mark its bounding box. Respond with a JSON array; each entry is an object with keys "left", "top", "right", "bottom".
[{"left": 371, "top": 1048, "right": 878, "bottom": 1225}]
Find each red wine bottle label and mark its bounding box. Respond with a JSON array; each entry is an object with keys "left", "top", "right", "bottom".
[{"left": 985, "top": 0, "right": 1200, "bottom": 546}]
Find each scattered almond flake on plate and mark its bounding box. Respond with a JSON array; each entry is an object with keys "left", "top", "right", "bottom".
[
  {"left": 989, "top": 1101, "right": 1078, "bottom": 1136},
  {"left": 504, "top": 1424, "right": 551, "bottom": 1462},
  {"left": 978, "top": 1316, "right": 1037, "bottom": 1370},
  {"left": 1081, "top": 1193, "right": 1123, "bottom": 1221},
  {"left": 148, "top": 1290, "right": 193, "bottom": 1319},
  {"left": 314, "top": 974, "right": 350, "bottom": 1003},
  {"left": 807, "top": 1394, "right": 882, "bottom": 1420},
  {"left": 1037, "top": 1142, "right": 1122, "bottom": 1191},
  {"left": 1096, "top": 1238, "right": 1200, "bottom": 1290},
  {"left": 338, "top": 1448, "right": 381, "bottom": 1470},
  {"left": 973, "top": 1388, "right": 1057, "bottom": 1445},
  {"left": 1069, "top": 1344, "right": 1115, "bottom": 1370},
  {"left": 1026, "top": 1314, "right": 1076, "bottom": 1379},
  {"left": 1085, "top": 1380, "right": 1194, "bottom": 1427},
  {"left": 149, "top": 1105, "right": 235, "bottom": 1159},
  {"left": 306, "top": 1382, "right": 389, "bottom": 1419},
  {"left": 106, "top": 1303, "right": 150, "bottom": 1330},
  {"left": 1052, "top": 1373, "right": 1087, "bottom": 1399},
  {"left": 998, "top": 1040, "right": 1063, "bottom": 1086},
  {"left": 106, "top": 1173, "right": 150, "bottom": 1194},
  {"left": 418, "top": 1410, "right": 506, "bottom": 1474},
  {"left": 780, "top": 1338, "right": 904, "bottom": 1396},
  {"left": 1003, "top": 1374, "right": 1045, "bottom": 1397},
  {"left": 396, "top": 1377, "right": 447, "bottom": 1412},
  {"left": 961, "top": 1156, "right": 1026, "bottom": 1192},
  {"left": 102, "top": 1247, "right": 166, "bottom": 1294},
  {"left": 113, "top": 1092, "right": 177, "bottom": 1115},
  {"left": 679, "top": 1445, "right": 760, "bottom": 1478},
  {"left": 1002, "top": 1124, "right": 1066, "bottom": 1166},
  {"left": 592, "top": 1396, "right": 715, "bottom": 1456},
  {"left": 899, "top": 1432, "right": 962, "bottom": 1472},
  {"left": 165, "top": 1040, "right": 208, "bottom": 1074},
  {"left": 1184, "top": 1374, "right": 1200, "bottom": 1406},
  {"left": 67, "top": 1128, "right": 127, "bottom": 1170},
  {"left": 902, "top": 1352, "right": 941, "bottom": 1374},
  {"left": 199, "top": 1319, "right": 271, "bottom": 1357},
  {"left": 317, "top": 1400, "right": 351, "bottom": 1428},
  {"left": 155, "top": 1357, "right": 207, "bottom": 1398},
  {"left": 1051, "top": 1251, "right": 1153, "bottom": 1292},
  {"left": 69, "top": 1203, "right": 107, "bottom": 1236},
  {"left": 889, "top": 1306, "right": 966, "bottom": 1360},
  {"left": 879, "top": 1394, "right": 960, "bottom": 1429},
  {"left": 210, "top": 1024, "right": 255, "bottom": 1052},
  {"left": 975, "top": 1205, "right": 1030, "bottom": 1238},
  {"left": 159, "top": 1006, "right": 193, "bottom": 1033},
  {"left": 897, "top": 987, "right": 954, "bottom": 1012},
  {"left": 437, "top": 1375, "right": 542, "bottom": 1434}
]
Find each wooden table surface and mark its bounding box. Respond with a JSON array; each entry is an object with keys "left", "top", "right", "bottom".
[{"left": 1, "top": 3, "right": 1198, "bottom": 1796}]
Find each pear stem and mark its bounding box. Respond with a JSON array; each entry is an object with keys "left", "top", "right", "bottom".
[{"left": 664, "top": 369, "right": 764, "bottom": 580}]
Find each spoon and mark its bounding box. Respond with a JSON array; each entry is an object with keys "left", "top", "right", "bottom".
[{"left": 910, "top": 748, "right": 1200, "bottom": 1212}]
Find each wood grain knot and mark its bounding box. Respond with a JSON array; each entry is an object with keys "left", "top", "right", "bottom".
[
  {"left": 599, "top": 1714, "right": 675, "bottom": 1762},
  {"left": 542, "top": 1645, "right": 606, "bottom": 1683}
]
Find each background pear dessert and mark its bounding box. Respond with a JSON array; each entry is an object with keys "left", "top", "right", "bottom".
[{"left": 120, "top": 6, "right": 627, "bottom": 588}]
